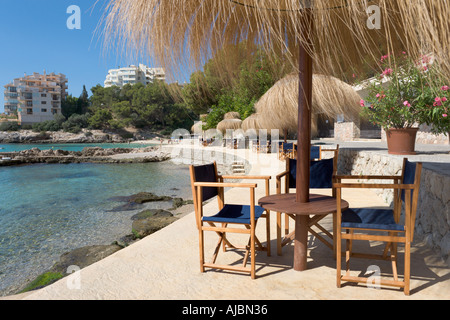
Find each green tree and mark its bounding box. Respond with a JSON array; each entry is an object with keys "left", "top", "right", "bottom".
[{"left": 78, "top": 85, "right": 90, "bottom": 114}]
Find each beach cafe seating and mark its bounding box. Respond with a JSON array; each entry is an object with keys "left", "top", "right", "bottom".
[
  {"left": 334, "top": 159, "right": 422, "bottom": 295},
  {"left": 278, "top": 142, "right": 295, "bottom": 159},
  {"left": 189, "top": 162, "right": 271, "bottom": 279},
  {"left": 275, "top": 145, "right": 339, "bottom": 255}
]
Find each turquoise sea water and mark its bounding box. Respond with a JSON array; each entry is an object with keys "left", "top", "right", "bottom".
[
  {"left": 0, "top": 142, "right": 154, "bottom": 153},
  {"left": 0, "top": 159, "right": 192, "bottom": 296}
]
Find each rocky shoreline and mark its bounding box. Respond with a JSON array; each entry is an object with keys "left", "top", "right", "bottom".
[
  {"left": 12, "top": 192, "right": 194, "bottom": 295},
  {"left": 0, "top": 146, "right": 171, "bottom": 166},
  {"left": 0, "top": 129, "right": 162, "bottom": 144}
]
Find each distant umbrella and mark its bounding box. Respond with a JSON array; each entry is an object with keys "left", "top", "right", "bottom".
[
  {"left": 223, "top": 112, "right": 241, "bottom": 120},
  {"left": 191, "top": 121, "right": 204, "bottom": 134},
  {"left": 216, "top": 119, "right": 242, "bottom": 134},
  {"left": 255, "top": 73, "right": 361, "bottom": 135},
  {"left": 241, "top": 113, "right": 262, "bottom": 131}
]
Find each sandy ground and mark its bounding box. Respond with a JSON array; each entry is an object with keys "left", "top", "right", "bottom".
[{"left": 2, "top": 144, "right": 449, "bottom": 300}]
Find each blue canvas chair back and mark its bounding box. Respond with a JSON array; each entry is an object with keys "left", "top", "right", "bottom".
[
  {"left": 288, "top": 158, "right": 335, "bottom": 189},
  {"left": 402, "top": 160, "right": 418, "bottom": 203},
  {"left": 192, "top": 163, "right": 219, "bottom": 202},
  {"left": 283, "top": 143, "right": 294, "bottom": 151},
  {"left": 310, "top": 146, "right": 321, "bottom": 160}
]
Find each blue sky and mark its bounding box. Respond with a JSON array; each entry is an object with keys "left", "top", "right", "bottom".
[{"left": 0, "top": 0, "right": 190, "bottom": 113}]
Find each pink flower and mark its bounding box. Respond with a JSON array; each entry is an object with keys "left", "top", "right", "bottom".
[
  {"left": 352, "top": 74, "right": 356, "bottom": 78},
  {"left": 403, "top": 101, "right": 411, "bottom": 107},
  {"left": 434, "top": 97, "right": 443, "bottom": 106},
  {"left": 442, "top": 97, "right": 448, "bottom": 102},
  {"left": 376, "top": 93, "right": 380, "bottom": 98},
  {"left": 360, "top": 99, "right": 365, "bottom": 107},
  {"left": 382, "top": 68, "right": 393, "bottom": 77},
  {"left": 442, "top": 86, "right": 449, "bottom": 91},
  {"left": 443, "top": 114, "right": 448, "bottom": 118}
]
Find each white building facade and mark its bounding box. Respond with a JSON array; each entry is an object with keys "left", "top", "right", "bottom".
[
  {"left": 104, "top": 64, "right": 165, "bottom": 88},
  {"left": 4, "top": 72, "right": 68, "bottom": 125}
]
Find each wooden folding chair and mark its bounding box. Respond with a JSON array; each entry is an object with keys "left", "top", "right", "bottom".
[
  {"left": 189, "top": 162, "right": 271, "bottom": 279},
  {"left": 334, "top": 158, "right": 422, "bottom": 295},
  {"left": 275, "top": 145, "right": 339, "bottom": 255}
]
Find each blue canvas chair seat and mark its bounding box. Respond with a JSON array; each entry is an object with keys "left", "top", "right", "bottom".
[
  {"left": 276, "top": 145, "right": 339, "bottom": 255},
  {"left": 203, "top": 204, "right": 266, "bottom": 224},
  {"left": 335, "top": 159, "right": 422, "bottom": 295},
  {"left": 190, "top": 162, "right": 271, "bottom": 279},
  {"left": 341, "top": 208, "right": 404, "bottom": 231}
]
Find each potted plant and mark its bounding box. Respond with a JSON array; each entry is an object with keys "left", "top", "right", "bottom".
[{"left": 360, "top": 52, "right": 446, "bottom": 154}]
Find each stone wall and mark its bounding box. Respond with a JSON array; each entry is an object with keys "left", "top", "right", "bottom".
[{"left": 338, "top": 149, "right": 450, "bottom": 265}]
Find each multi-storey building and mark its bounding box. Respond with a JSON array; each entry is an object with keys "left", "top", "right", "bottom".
[
  {"left": 4, "top": 72, "right": 68, "bottom": 124},
  {"left": 104, "top": 64, "right": 165, "bottom": 88}
]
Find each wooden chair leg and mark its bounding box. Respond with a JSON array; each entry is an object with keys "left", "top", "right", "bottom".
[
  {"left": 251, "top": 226, "right": 256, "bottom": 280},
  {"left": 277, "top": 212, "right": 282, "bottom": 256},
  {"left": 336, "top": 230, "right": 342, "bottom": 288},
  {"left": 345, "top": 230, "right": 353, "bottom": 276},
  {"left": 404, "top": 239, "right": 411, "bottom": 295},
  {"left": 199, "top": 228, "right": 205, "bottom": 273},
  {"left": 333, "top": 213, "right": 337, "bottom": 259},
  {"left": 221, "top": 223, "right": 227, "bottom": 252},
  {"left": 266, "top": 211, "right": 271, "bottom": 257},
  {"left": 284, "top": 212, "right": 289, "bottom": 237}
]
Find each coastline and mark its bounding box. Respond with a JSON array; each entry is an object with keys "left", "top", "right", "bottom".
[
  {"left": 0, "top": 129, "right": 169, "bottom": 145},
  {"left": 0, "top": 141, "right": 248, "bottom": 297},
  {"left": 0, "top": 146, "right": 171, "bottom": 166}
]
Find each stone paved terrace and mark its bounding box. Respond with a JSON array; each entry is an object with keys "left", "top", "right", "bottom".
[{"left": 3, "top": 141, "right": 449, "bottom": 301}]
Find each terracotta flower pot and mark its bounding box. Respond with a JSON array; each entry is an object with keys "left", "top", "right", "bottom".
[{"left": 386, "top": 128, "right": 419, "bottom": 155}]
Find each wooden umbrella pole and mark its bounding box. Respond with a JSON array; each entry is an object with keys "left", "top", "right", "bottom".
[{"left": 296, "top": 8, "right": 314, "bottom": 204}]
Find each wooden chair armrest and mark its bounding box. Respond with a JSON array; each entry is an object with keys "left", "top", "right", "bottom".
[
  {"left": 193, "top": 182, "right": 257, "bottom": 189},
  {"left": 221, "top": 175, "right": 271, "bottom": 181},
  {"left": 334, "top": 183, "right": 414, "bottom": 189},
  {"left": 334, "top": 175, "right": 402, "bottom": 181},
  {"left": 276, "top": 170, "right": 289, "bottom": 180}
]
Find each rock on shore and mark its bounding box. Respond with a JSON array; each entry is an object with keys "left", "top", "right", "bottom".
[
  {"left": 1, "top": 146, "right": 171, "bottom": 165},
  {"left": 0, "top": 129, "right": 127, "bottom": 144}
]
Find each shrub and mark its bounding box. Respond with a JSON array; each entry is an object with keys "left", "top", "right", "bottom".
[{"left": 0, "top": 121, "right": 20, "bottom": 131}]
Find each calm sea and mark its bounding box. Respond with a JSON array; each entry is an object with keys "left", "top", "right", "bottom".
[{"left": 0, "top": 144, "right": 192, "bottom": 296}]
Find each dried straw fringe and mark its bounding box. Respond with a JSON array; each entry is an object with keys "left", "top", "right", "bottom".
[{"left": 102, "top": 0, "right": 449, "bottom": 88}]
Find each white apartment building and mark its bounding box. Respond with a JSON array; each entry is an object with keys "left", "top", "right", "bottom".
[
  {"left": 104, "top": 64, "right": 165, "bottom": 88},
  {"left": 4, "top": 72, "right": 68, "bottom": 124}
]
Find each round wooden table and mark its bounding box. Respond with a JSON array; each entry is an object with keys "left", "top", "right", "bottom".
[{"left": 258, "top": 193, "right": 349, "bottom": 271}]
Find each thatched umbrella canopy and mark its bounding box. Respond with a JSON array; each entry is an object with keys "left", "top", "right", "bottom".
[
  {"left": 216, "top": 119, "right": 243, "bottom": 134},
  {"left": 191, "top": 121, "right": 204, "bottom": 134},
  {"left": 103, "top": 1, "right": 449, "bottom": 82},
  {"left": 255, "top": 73, "right": 361, "bottom": 134},
  {"left": 103, "top": 1, "right": 449, "bottom": 270},
  {"left": 241, "top": 113, "right": 262, "bottom": 131},
  {"left": 223, "top": 112, "right": 241, "bottom": 120}
]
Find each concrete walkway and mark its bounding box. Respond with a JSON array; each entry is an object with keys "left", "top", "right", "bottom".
[{"left": 3, "top": 144, "right": 450, "bottom": 300}]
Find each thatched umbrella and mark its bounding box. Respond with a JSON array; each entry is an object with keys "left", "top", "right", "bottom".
[
  {"left": 241, "top": 113, "right": 262, "bottom": 131},
  {"left": 103, "top": 0, "right": 449, "bottom": 271},
  {"left": 223, "top": 112, "right": 241, "bottom": 120},
  {"left": 191, "top": 121, "right": 204, "bottom": 134},
  {"left": 255, "top": 73, "right": 361, "bottom": 135},
  {"left": 216, "top": 119, "right": 243, "bottom": 134}
]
